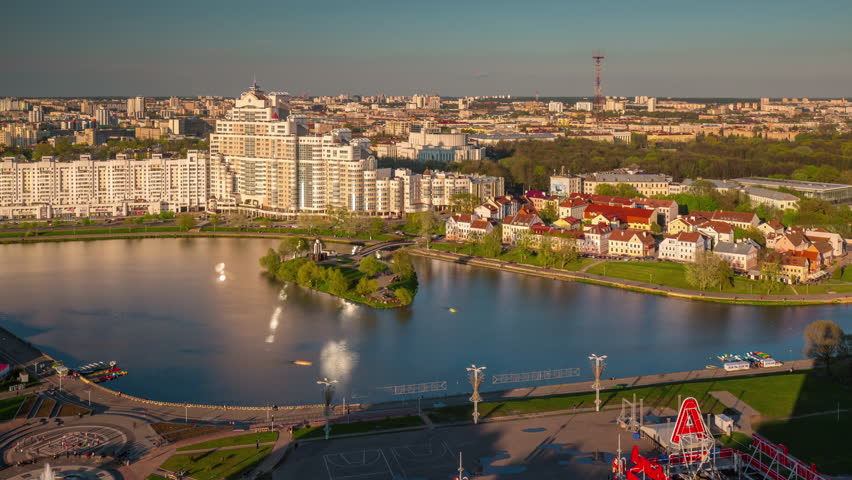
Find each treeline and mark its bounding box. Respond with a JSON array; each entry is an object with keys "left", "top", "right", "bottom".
[
  {"left": 465, "top": 133, "right": 852, "bottom": 191},
  {"left": 1, "top": 137, "right": 209, "bottom": 161}
]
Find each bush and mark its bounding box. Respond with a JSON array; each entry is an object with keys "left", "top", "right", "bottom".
[
  {"left": 394, "top": 288, "right": 414, "bottom": 305},
  {"left": 359, "top": 256, "right": 387, "bottom": 277},
  {"left": 355, "top": 277, "right": 379, "bottom": 296}
]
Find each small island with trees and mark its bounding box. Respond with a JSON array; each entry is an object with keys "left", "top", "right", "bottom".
[{"left": 259, "top": 237, "right": 418, "bottom": 309}]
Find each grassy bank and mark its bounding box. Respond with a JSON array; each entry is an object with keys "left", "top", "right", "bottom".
[
  {"left": 292, "top": 415, "right": 425, "bottom": 440},
  {"left": 177, "top": 432, "right": 278, "bottom": 452},
  {"left": 0, "top": 395, "right": 32, "bottom": 421},
  {"left": 430, "top": 242, "right": 594, "bottom": 271},
  {"left": 161, "top": 445, "right": 272, "bottom": 480}
]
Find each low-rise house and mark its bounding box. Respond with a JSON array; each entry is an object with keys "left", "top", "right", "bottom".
[
  {"left": 526, "top": 190, "right": 559, "bottom": 212},
  {"left": 713, "top": 239, "right": 759, "bottom": 271},
  {"left": 553, "top": 216, "right": 582, "bottom": 231},
  {"left": 697, "top": 221, "right": 734, "bottom": 246},
  {"left": 745, "top": 187, "right": 799, "bottom": 211},
  {"left": 710, "top": 210, "right": 760, "bottom": 229},
  {"left": 446, "top": 214, "right": 477, "bottom": 241},
  {"left": 557, "top": 197, "right": 589, "bottom": 219},
  {"left": 529, "top": 223, "right": 582, "bottom": 251},
  {"left": 501, "top": 211, "right": 542, "bottom": 245},
  {"left": 799, "top": 241, "right": 834, "bottom": 271},
  {"left": 757, "top": 220, "right": 785, "bottom": 238},
  {"left": 632, "top": 198, "right": 678, "bottom": 226},
  {"left": 475, "top": 195, "right": 521, "bottom": 220},
  {"left": 580, "top": 223, "right": 612, "bottom": 255},
  {"left": 608, "top": 229, "right": 657, "bottom": 258},
  {"left": 668, "top": 215, "right": 709, "bottom": 235},
  {"left": 780, "top": 255, "right": 809, "bottom": 283},
  {"left": 658, "top": 232, "right": 707, "bottom": 263},
  {"left": 774, "top": 231, "right": 809, "bottom": 254},
  {"left": 804, "top": 228, "right": 845, "bottom": 257},
  {"left": 588, "top": 195, "right": 635, "bottom": 208},
  {"left": 584, "top": 204, "right": 655, "bottom": 231}
]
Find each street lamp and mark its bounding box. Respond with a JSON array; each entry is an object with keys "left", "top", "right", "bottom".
[
  {"left": 589, "top": 354, "right": 608, "bottom": 412},
  {"left": 317, "top": 377, "right": 338, "bottom": 440},
  {"left": 467, "top": 365, "right": 486, "bottom": 425},
  {"left": 455, "top": 451, "right": 470, "bottom": 480}
]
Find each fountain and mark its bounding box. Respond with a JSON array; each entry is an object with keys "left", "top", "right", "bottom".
[{"left": 41, "top": 463, "right": 56, "bottom": 480}]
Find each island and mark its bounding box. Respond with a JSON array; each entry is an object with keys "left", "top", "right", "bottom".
[{"left": 259, "top": 237, "right": 418, "bottom": 309}]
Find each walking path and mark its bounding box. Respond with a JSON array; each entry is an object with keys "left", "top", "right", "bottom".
[
  {"left": 709, "top": 391, "right": 761, "bottom": 435},
  {"left": 411, "top": 248, "right": 851, "bottom": 305}
]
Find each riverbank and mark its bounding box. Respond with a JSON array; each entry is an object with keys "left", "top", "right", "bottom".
[
  {"left": 0, "top": 229, "right": 379, "bottom": 246},
  {"left": 411, "top": 247, "right": 852, "bottom": 306}
]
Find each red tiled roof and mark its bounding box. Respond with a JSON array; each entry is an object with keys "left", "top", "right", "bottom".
[
  {"left": 470, "top": 219, "right": 492, "bottom": 230},
  {"left": 525, "top": 190, "right": 546, "bottom": 199},
  {"left": 609, "top": 229, "right": 656, "bottom": 245},
  {"left": 559, "top": 198, "right": 589, "bottom": 208},
  {"left": 712, "top": 210, "right": 758, "bottom": 223},
  {"left": 633, "top": 198, "right": 675, "bottom": 208},
  {"left": 699, "top": 221, "right": 734, "bottom": 234},
  {"left": 584, "top": 205, "right": 654, "bottom": 223}
]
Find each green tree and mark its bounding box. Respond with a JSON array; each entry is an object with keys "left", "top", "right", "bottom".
[
  {"left": 391, "top": 249, "right": 415, "bottom": 278},
  {"left": 418, "top": 210, "right": 438, "bottom": 248},
  {"left": 595, "top": 183, "right": 641, "bottom": 198},
  {"left": 555, "top": 237, "right": 579, "bottom": 268},
  {"left": 369, "top": 217, "right": 385, "bottom": 239},
  {"left": 355, "top": 277, "right": 379, "bottom": 297},
  {"left": 159, "top": 211, "right": 176, "bottom": 220},
  {"left": 685, "top": 251, "right": 721, "bottom": 291},
  {"left": 716, "top": 259, "right": 734, "bottom": 291},
  {"left": 296, "top": 261, "right": 323, "bottom": 287},
  {"left": 177, "top": 213, "right": 196, "bottom": 231},
  {"left": 759, "top": 261, "right": 781, "bottom": 294},
  {"left": 394, "top": 288, "right": 414, "bottom": 305},
  {"left": 259, "top": 248, "right": 282, "bottom": 273},
  {"left": 804, "top": 320, "right": 846, "bottom": 375},
  {"left": 278, "top": 237, "right": 309, "bottom": 259},
  {"left": 449, "top": 193, "right": 481, "bottom": 214},
  {"left": 650, "top": 223, "right": 662, "bottom": 234},
  {"left": 325, "top": 268, "right": 349, "bottom": 295},
  {"left": 515, "top": 230, "right": 534, "bottom": 261},
  {"left": 539, "top": 203, "right": 559, "bottom": 224},
  {"left": 734, "top": 226, "right": 766, "bottom": 247},
  {"left": 538, "top": 236, "right": 557, "bottom": 267},
  {"left": 81, "top": 217, "right": 93, "bottom": 226},
  {"left": 478, "top": 226, "right": 503, "bottom": 258},
  {"left": 209, "top": 214, "right": 222, "bottom": 231},
  {"left": 359, "top": 256, "right": 387, "bottom": 277}
]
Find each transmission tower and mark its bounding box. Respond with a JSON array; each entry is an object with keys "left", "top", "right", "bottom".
[{"left": 592, "top": 50, "right": 605, "bottom": 117}]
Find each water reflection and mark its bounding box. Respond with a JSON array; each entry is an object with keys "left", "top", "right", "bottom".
[{"left": 0, "top": 238, "right": 848, "bottom": 405}]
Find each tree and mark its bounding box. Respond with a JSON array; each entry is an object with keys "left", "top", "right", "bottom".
[
  {"left": 715, "top": 259, "right": 734, "bottom": 291},
  {"left": 177, "top": 213, "right": 196, "bottom": 231},
  {"left": 359, "top": 256, "right": 387, "bottom": 277},
  {"left": 325, "top": 268, "right": 349, "bottom": 295},
  {"left": 759, "top": 261, "right": 781, "bottom": 294},
  {"left": 539, "top": 203, "right": 559, "bottom": 224},
  {"left": 231, "top": 213, "right": 248, "bottom": 230},
  {"left": 449, "top": 193, "right": 481, "bottom": 214},
  {"left": 804, "top": 320, "right": 845, "bottom": 375},
  {"left": 650, "top": 223, "right": 662, "bottom": 234},
  {"left": 418, "top": 210, "right": 438, "bottom": 248},
  {"left": 734, "top": 226, "right": 766, "bottom": 247},
  {"left": 296, "top": 261, "right": 323, "bottom": 288},
  {"left": 478, "top": 226, "right": 503, "bottom": 258},
  {"left": 369, "top": 217, "right": 385, "bottom": 239},
  {"left": 685, "top": 251, "right": 721, "bottom": 291},
  {"left": 538, "top": 236, "right": 557, "bottom": 267},
  {"left": 391, "top": 249, "right": 415, "bottom": 278},
  {"left": 81, "top": 217, "right": 93, "bottom": 226},
  {"left": 394, "top": 288, "right": 414, "bottom": 305},
  {"left": 515, "top": 230, "right": 534, "bottom": 261},
  {"left": 209, "top": 214, "right": 222, "bottom": 231},
  {"left": 278, "top": 237, "right": 309, "bottom": 259},
  {"left": 159, "top": 211, "right": 176, "bottom": 220},
  {"left": 355, "top": 277, "right": 379, "bottom": 297},
  {"left": 555, "top": 237, "right": 579, "bottom": 268},
  {"left": 259, "top": 248, "right": 282, "bottom": 273},
  {"left": 595, "top": 183, "right": 641, "bottom": 198}
]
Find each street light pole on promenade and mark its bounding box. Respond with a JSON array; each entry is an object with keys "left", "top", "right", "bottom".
[
  {"left": 467, "top": 365, "right": 486, "bottom": 425},
  {"left": 589, "top": 354, "right": 607, "bottom": 412},
  {"left": 317, "top": 377, "right": 338, "bottom": 440}
]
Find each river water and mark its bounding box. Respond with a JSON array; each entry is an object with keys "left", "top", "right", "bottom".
[{"left": 0, "top": 238, "right": 849, "bottom": 406}]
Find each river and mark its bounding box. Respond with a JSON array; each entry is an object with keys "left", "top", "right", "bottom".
[{"left": 0, "top": 238, "right": 849, "bottom": 406}]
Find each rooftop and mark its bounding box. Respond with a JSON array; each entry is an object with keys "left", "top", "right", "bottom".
[{"left": 731, "top": 177, "right": 852, "bottom": 192}]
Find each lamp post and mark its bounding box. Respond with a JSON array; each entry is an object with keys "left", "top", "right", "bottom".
[
  {"left": 456, "top": 451, "right": 470, "bottom": 480},
  {"left": 467, "top": 365, "right": 486, "bottom": 425},
  {"left": 589, "top": 354, "right": 608, "bottom": 412},
  {"left": 317, "top": 377, "right": 338, "bottom": 440}
]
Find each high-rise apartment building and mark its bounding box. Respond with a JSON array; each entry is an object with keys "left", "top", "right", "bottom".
[
  {"left": 28, "top": 106, "right": 44, "bottom": 123},
  {"left": 127, "top": 96, "right": 146, "bottom": 118},
  {"left": 95, "top": 108, "right": 114, "bottom": 126}
]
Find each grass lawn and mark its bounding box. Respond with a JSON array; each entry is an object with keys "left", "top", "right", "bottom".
[
  {"left": 152, "top": 422, "right": 233, "bottom": 443},
  {"left": 57, "top": 403, "right": 91, "bottom": 416},
  {"left": 292, "top": 415, "right": 425, "bottom": 440},
  {"left": 15, "top": 395, "right": 37, "bottom": 419},
  {"left": 428, "top": 371, "right": 849, "bottom": 423},
  {"left": 586, "top": 261, "right": 798, "bottom": 296},
  {"left": 35, "top": 398, "right": 56, "bottom": 417},
  {"left": 757, "top": 413, "right": 852, "bottom": 475},
  {"left": 147, "top": 475, "right": 169, "bottom": 480},
  {"left": 715, "top": 431, "right": 753, "bottom": 452},
  {"left": 161, "top": 445, "right": 272, "bottom": 480},
  {"left": 0, "top": 395, "right": 32, "bottom": 421},
  {"left": 832, "top": 267, "right": 852, "bottom": 282},
  {"left": 177, "top": 432, "right": 278, "bottom": 452}
]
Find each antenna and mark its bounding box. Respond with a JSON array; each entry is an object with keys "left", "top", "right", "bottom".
[{"left": 592, "top": 50, "right": 605, "bottom": 118}]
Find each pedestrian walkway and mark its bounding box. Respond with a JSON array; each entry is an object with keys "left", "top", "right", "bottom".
[{"left": 709, "top": 391, "right": 761, "bottom": 435}]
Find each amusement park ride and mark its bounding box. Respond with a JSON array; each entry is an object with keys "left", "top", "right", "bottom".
[{"left": 613, "top": 397, "right": 829, "bottom": 480}]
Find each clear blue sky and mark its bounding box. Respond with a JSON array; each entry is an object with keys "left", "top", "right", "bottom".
[{"left": 3, "top": 0, "right": 851, "bottom": 98}]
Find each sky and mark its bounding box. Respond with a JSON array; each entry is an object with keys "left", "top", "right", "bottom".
[{"left": 2, "top": 0, "right": 851, "bottom": 98}]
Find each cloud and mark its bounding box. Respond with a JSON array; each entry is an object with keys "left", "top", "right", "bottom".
[{"left": 471, "top": 71, "right": 490, "bottom": 79}]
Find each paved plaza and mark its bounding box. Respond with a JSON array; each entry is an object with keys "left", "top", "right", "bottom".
[{"left": 275, "top": 409, "right": 660, "bottom": 480}]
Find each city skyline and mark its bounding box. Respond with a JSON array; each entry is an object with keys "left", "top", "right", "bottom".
[{"left": 3, "top": 0, "right": 852, "bottom": 98}]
